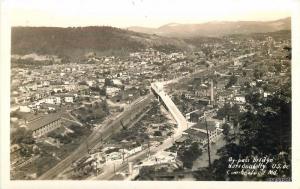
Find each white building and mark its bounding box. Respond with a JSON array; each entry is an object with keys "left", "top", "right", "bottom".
[
  {"left": 63, "top": 84, "right": 76, "bottom": 91},
  {"left": 98, "top": 79, "right": 105, "bottom": 83},
  {"left": 65, "top": 96, "right": 74, "bottom": 103},
  {"left": 122, "top": 145, "right": 143, "bottom": 157},
  {"left": 53, "top": 88, "right": 63, "bottom": 93},
  {"left": 235, "top": 96, "right": 246, "bottom": 103},
  {"left": 105, "top": 151, "right": 122, "bottom": 162},
  {"left": 106, "top": 87, "right": 121, "bottom": 98},
  {"left": 43, "top": 81, "right": 50, "bottom": 87},
  {"left": 45, "top": 97, "right": 55, "bottom": 104},
  {"left": 87, "top": 80, "right": 95, "bottom": 87},
  {"left": 19, "top": 105, "right": 31, "bottom": 113},
  {"left": 55, "top": 96, "right": 61, "bottom": 104},
  {"left": 264, "top": 92, "right": 271, "bottom": 98},
  {"left": 112, "top": 79, "right": 122, "bottom": 86}
]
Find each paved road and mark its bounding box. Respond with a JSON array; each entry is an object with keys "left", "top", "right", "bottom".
[
  {"left": 94, "top": 84, "right": 190, "bottom": 180},
  {"left": 38, "top": 94, "right": 154, "bottom": 180},
  {"left": 151, "top": 83, "right": 188, "bottom": 138}
]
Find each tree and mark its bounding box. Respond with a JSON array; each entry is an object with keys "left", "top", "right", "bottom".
[
  {"left": 274, "top": 63, "right": 282, "bottom": 73},
  {"left": 179, "top": 142, "right": 202, "bottom": 169},
  {"left": 99, "top": 87, "right": 106, "bottom": 96},
  {"left": 160, "top": 65, "right": 168, "bottom": 73},
  {"left": 216, "top": 103, "right": 231, "bottom": 120},
  {"left": 104, "top": 78, "right": 112, "bottom": 86},
  {"left": 242, "top": 71, "right": 247, "bottom": 77},
  {"left": 20, "top": 146, "right": 34, "bottom": 157},
  {"left": 283, "top": 46, "right": 291, "bottom": 60},
  {"left": 225, "top": 75, "right": 238, "bottom": 89},
  {"left": 78, "top": 81, "right": 87, "bottom": 86},
  {"left": 102, "top": 99, "right": 110, "bottom": 114},
  {"left": 138, "top": 166, "right": 155, "bottom": 180},
  {"left": 209, "top": 83, "right": 291, "bottom": 180},
  {"left": 153, "top": 131, "right": 162, "bottom": 136},
  {"left": 222, "top": 123, "right": 230, "bottom": 136},
  {"left": 11, "top": 128, "right": 34, "bottom": 145},
  {"left": 253, "top": 68, "right": 263, "bottom": 79},
  {"left": 230, "top": 104, "right": 240, "bottom": 118}
]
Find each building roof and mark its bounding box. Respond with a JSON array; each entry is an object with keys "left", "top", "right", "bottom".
[
  {"left": 190, "top": 110, "right": 204, "bottom": 116},
  {"left": 27, "top": 113, "right": 61, "bottom": 131},
  {"left": 175, "top": 135, "right": 188, "bottom": 143},
  {"left": 183, "top": 128, "right": 207, "bottom": 139},
  {"left": 193, "top": 121, "right": 216, "bottom": 132}
]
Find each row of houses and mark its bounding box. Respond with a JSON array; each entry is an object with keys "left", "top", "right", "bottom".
[{"left": 18, "top": 95, "right": 76, "bottom": 113}]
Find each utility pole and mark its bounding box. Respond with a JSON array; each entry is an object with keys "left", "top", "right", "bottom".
[
  {"left": 85, "top": 139, "right": 89, "bottom": 154},
  {"left": 100, "top": 133, "right": 103, "bottom": 143},
  {"left": 113, "top": 163, "right": 116, "bottom": 174},
  {"left": 120, "top": 119, "right": 125, "bottom": 130},
  {"left": 147, "top": 140, "right": 151, "bottom": 157},
  {"left": 205, "top": 117, "right": 212, "bottom": 168},
  {"left": 122, "top": 144, "right": 125, "bottom": 163},
  {"left": 210, "top": 79, "right": 214, "bottom": 106}
]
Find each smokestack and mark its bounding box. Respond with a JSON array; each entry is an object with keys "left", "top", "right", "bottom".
[{"left": 210, "top": 79, "right": 214, "bottom": 104}]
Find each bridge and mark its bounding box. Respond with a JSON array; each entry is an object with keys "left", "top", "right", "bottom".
[{"left": 151, "top": 82, "right": 188, "bottom": 137}]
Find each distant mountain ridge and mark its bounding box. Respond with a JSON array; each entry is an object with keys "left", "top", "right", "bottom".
[
  {"left": 11, "top": 18, "right": 291, "bottom": 59},
  {"left": 128, "top": 17, "right": 291, "bottom": 38}
]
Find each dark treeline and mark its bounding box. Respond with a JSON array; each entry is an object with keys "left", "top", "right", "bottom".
[
  {"left": 11, "top": 26, "right": 145, "bottom": 58},
  {"left": 11, "top": 26, "right": 188, "bottom": 59}
]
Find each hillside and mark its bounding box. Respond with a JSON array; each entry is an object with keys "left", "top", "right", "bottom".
[
  {"left": 128, "top": 17, "right": 291, "bottom": 38},
  {"left": 11, "top": 26, "right": 190, "bottom": 58}
]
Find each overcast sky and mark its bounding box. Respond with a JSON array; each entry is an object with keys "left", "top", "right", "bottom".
[{"left": 8, "top": 0, "right": 292, "bottom": 28}]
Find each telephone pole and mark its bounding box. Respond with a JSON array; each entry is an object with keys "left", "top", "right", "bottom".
[
  {"left": 147, "top": 140, "right": 151, "bottom": 157},
  {"left": 205, "top": 117, "right": 212, "bottom": 168},
  {"left": 85, "top": 139, "right": 90, "bottom": 154},
  {"left": 210, "top": 79, "right": 214, "bottom": 106},
  {"left": 113, "top": 163, "right": 116, "bottom": 174},
  {"left": 122, "top": 144, "right": 125, "bottom": 162}
]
